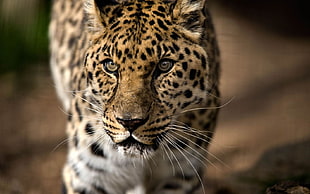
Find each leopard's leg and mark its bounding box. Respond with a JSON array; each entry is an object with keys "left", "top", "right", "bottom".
[
  {"left": 61, "top": 151, "right": 147, "bottom": 194},
  {"left": 62, "top": 163, "right": 90, "bottom": 194},
  {"left": 61, "top": 156, "right": 114, "bottom": 194}
]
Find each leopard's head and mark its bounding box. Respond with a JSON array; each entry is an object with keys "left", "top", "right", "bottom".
[{"left": 82, "top": 0, "right": 212, "bottom": 157}]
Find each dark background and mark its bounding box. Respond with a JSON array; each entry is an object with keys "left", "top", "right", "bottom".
[{"left": 0, "top": 0, "right": 309, "bottom": 193}]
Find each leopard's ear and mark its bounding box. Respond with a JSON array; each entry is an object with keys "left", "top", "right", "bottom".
[
  {"left": 169, "top": 0, "right": 206, "bottom": 42},
  {"left": 84, "top": 0, "right": 123, "bottom": 33}
]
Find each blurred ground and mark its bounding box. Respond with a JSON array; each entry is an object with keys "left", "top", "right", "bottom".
[
  {"left": 205, "top": 1, "right": 310, "bottom": 193},
  {"left": 0, "top": 0, "right": 309, "bottom": 193}
]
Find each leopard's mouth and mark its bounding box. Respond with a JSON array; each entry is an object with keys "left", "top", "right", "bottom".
[
  {"left": 118, "top": 136, "right": 146, "bottom": 147},
  {"left": 115, "top": 132, "right": 165, "bottom": 157},
  {"left": 118, "top": 136, "right": 158, "bottom": 150}
]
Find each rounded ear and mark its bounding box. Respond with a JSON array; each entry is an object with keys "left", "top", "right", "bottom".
[
  {"left": 170, "top": 0, "right": 206, "bottom": 42},
  {"left": 84, "top": 0, "right": 122, "bottom": 33}
]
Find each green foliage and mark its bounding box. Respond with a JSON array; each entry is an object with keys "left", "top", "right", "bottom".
[{"left": 0, "top": 1, "right": 50, "bottom": 74}]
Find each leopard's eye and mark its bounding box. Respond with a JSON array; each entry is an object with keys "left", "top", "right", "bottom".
[
  {"left": 102, "top": 59, "right": 119, "bottom": 73},
  {"left": 158, "top": 59, "right": 174, "bottom": 73}
]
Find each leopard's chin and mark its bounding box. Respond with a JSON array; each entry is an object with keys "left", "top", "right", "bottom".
[{"left": 116, "top": 136, "right": 159, "bottom": 158}]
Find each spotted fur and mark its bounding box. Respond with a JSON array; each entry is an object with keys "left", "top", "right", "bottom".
[{"left": 50, "top": 0, "right": 220, "bottom": 193}]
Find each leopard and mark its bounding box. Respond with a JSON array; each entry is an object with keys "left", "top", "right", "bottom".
[{"left": 49, "top": 0, "right": 220, "bottom": 193}]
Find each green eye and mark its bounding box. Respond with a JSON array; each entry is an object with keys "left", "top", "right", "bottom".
[
  {"left": 158, "top": 59, "right": 174, "bottom": 73},
  {"left": 102, "top": 59, "right": 119, "bottom": 73}
]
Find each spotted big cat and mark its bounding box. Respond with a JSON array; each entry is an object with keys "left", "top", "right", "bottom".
[{"left": 49, "top": 0, "right": 220, "bottom": 193}]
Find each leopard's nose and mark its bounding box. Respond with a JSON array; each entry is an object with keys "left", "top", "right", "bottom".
[{"left": 116, "top": 117, "right": 148, "bottom": 133}]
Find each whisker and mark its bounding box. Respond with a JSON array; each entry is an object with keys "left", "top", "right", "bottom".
[
  {"left": 77, "top": 115, "right": 102, "bottom": 122},
  {"left": 51, "top": 137, "right": 70, "bottom": 153},
  {"left": 165, "top": 134, "right": 206, "bottom": 194},
  {"left": 161, "top": 136, "right": 185, "bottom": 178},
  {"left": 57, "top": 106, "right": 72, "bottom": 117},
  {"left": 179, "top": 96, "right": 234, "bottom": 114},
  {"left": 206, "top": 88, "right": 221, "bottom": 99},
  {"left": 57, "top": 95, "right": 103, "bottom": 120},
  {"left": 169, "top": 126, "right": 213, "bottom": 148},
  {"left": 160, "top": 140, "right": 176, "bottom": 176},
  {"left": 80, "top": 133, "right": 106, "bottom": 154},
  {"left": 51, "top": 83, "right": 88, "bottom": 94},
  {"left": 170, "top": 121, "right": 215, "bottom": 141},
  {"left": 169, "top": 130, "right": 222, "bottom": 170},
  {"left": 141, "top": 153, "right": 153, "bottom": 177},
  {"left": 84, "top": 106, "right": 103, "bottom": 115},
  {"left": 73, "top": 93, "right": 103, "bottom": 112},
  {"left": 171, "top": 129, "right": 227, "bottom": 159},
  {"left": 170, "top": 123, "right": 214, "bottom": 138},
  {"left": 170, "top": 120, "right": 220, "bottom": 143},
  {"left": 166, "top": 133, "right": 210, "bottom": 170},
  {"left": 169, "top": 123, "right": 229, "bottom": 168},
  {"left": 147, "top": 151, "right": 157, "bottom": 168}
]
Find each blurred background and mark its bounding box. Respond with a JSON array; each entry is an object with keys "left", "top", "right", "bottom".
[{"left": 0, "top": 0, "right": 309, "bottom": 193}]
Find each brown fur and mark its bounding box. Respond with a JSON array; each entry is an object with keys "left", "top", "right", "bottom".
[{"left": 50, "top": 0, "right": 220, "bottom": 193}]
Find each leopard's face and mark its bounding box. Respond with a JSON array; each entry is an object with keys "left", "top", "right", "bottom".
[{"left": 82, "top": 0, "right": 210, "bottom": 157}]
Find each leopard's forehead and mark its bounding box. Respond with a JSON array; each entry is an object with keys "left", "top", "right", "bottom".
[
  {"left": 89, "top": 1, "right": 192, "bottom": 75},
  {"left": 98, "top": 1, "right": 181, "bottom": 46},
  {"left": 102, "top": 0, "right": 172, "bottom": 21}
]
